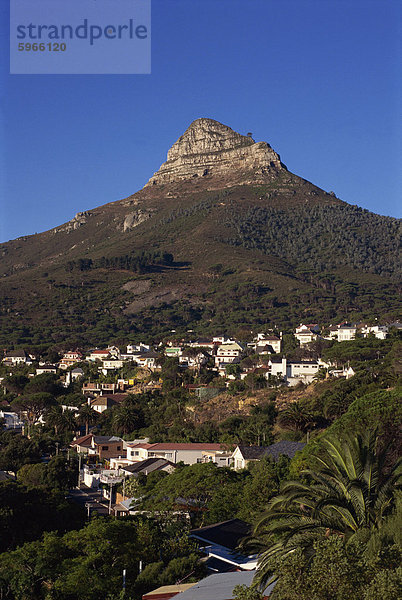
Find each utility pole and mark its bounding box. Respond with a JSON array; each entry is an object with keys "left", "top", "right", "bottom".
[
  {"left": 109, "top": 482, "right": 113, "bottom": 514},
  {"left": 77, "top": 453, "right": 82, "bottom": 488}
]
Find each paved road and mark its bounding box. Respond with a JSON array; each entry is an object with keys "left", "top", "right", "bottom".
[{"left": 68, "top": 487, "right": 110, "bottom": 516}]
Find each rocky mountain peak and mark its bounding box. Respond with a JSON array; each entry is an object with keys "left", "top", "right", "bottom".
[{"left": 145, "top": 118, "right": 285, "bottom": 188}]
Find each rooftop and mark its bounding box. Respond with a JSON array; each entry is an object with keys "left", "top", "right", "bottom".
[
  {"left": 169, "top": 571, "right": 274, "bottom": 600},
  {"left": 237, "top": 441, "right": 305, "bottom": 461},
  {"left": 122, "top": 458, "right": 174, "bottom": 475},
  {"left": 191, "top": 519, "right": 251, "bottom": 551}
]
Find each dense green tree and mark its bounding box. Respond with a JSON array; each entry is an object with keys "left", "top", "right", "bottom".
[
  {"left": 11, "top": 393, "right": 57, "bottom": 427},
  {"left": 17, "top": 462, "right": 47, "bottom": 488},
  {"left": 23, "top": 373, "right": 63, "bottom": 396},
  {"left": 238, "top": 456, "right": 290, "bottom": 521},
  {"left": 45, "top": 454, "right": 78, "bottom": 491},
  {"left": 0, "top": 516, "right": 203, "bottom": 600},
  {"left": 233, "top": 585, "right": 264, "bottom": 600},
  {"left": 0, "top": 481, "right": 85, "bottom": 553},
  {"left": 3, "top": 374, "right": 29, "bottom": 395},
  {"left": 46, "top": 405, "right": 77, "bottom": 436},
  {"left": 0, "top": 435, "right": 41, "bottom": 476},
  {"left": 258, "top": 534, "right": 402, "bottom": 600},
  {"left": 141, "top": 462, "right": 244, "bottom": 525}
]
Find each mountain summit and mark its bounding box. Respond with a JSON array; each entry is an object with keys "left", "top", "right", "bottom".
[{"left": 146, "top": 118, "right": 284, "bottom": 187}]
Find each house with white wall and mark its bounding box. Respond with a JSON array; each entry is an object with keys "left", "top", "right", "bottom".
[
  {"left": 232, "top": 441, "right": 306, "bottom": 470},
  {"left": 134, "top": 351, "right": 160, "bottom": 369},
  {"left": 360, "top": 325, "right": 388, "bottom": 339},
  {"left": 101, "top": 358, "right": 124, "bottom": 374},
  {"left": 269, "top": 357, "right": 319, "bottom": 386},
  {"left": 125, "top": 442, "right": 225, "bottom": 465},
  {"left": 294, "top": 324, "right": 319, "bottom": 346},
  {"left": 326, "top": 324, "right": 357, "bottom": 342},
  {"left": 250, "top": 333, "right": 281, "bottom": 354},
  {"left": 215, "top": 342, "right": 244, "bottom": 367},
  {"left": 179, "top": 350, "right": 210, "bottom": 368},
  {"left": 337, "top": 324, "right": 357, "bottom": 341},
  {"left": 2, "top": 350, "right": 33, "bottom": 366},
  {"left": 59, "top": 350, "right": 83, "bottom": 370},
  {"left": 127, "top": 343, "right": 150, "bottom": 354}
]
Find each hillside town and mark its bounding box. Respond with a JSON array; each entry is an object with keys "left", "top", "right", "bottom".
[{"left": 1, "top": 317, "right": 400, "bottom": 598}]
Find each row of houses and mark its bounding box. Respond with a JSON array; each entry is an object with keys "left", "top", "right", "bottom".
[
  {"left": 3, "top": 319, "right": 398, "bottom": 370},
  {"left": 71, "top": 434, "right": 305, "bottom": 471},
  {"left": 294, "top": 321, "right": 397, "bottom": 346}
]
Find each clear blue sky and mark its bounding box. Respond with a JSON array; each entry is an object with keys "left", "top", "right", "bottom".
[{"left": 1, "top": 0, "right": 401, "bottom": 242}]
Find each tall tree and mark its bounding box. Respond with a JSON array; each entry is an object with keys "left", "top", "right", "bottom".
[
  {"left": 112, "top": 402, "right": 144, "bottom": 435},
  {"left": 77, "top": 404, "right": 98, "bottom": 435},
  {"left": 11, "top": 393, "right": 56, "bottom": 427},
  {"left": 278, "top": 402, "right": 315, "bottom": 434}
]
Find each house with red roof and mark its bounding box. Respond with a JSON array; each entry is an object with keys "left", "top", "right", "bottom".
[{"left": 125, "top": 442, "right": 227, "bottom": 465}]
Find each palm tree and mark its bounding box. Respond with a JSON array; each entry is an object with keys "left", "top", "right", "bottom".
[
  {"left": 248, "top": 430, "right": 401, "bottom": 587},
  {"left": 77, "top": 403, "right": 98, "bottom": 435},
  {"left": 112, "top": 402, "right": 142, "bottom": 435},
  {"left": 46, "top": 406, "right": 78, "bottom": 435},
  {"left": 278, "top": 402, "right": 315, "bottom": 434}
]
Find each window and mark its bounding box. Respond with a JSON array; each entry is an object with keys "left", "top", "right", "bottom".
[
  {"left": 102, "top": 446, "right": 109, "bottom": 451},
  {"left": 117, "top": 446, "right": 121, "bottom": 451}
]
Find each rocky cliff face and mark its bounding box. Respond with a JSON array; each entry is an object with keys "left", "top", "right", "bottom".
[{"left": 145, "top": 118, "right": 285, "bottom": 187}]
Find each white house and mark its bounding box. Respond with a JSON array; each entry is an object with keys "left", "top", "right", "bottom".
[
  {"left": 125, "top": 442, "right": 225, "bottom": 465},
  {"left": 287, "top": 360, "right": 320, "bottom": 384},
  {"left": 294, "top": 324, "right": 318, "bottom": 346},
  {"left": 188, "top": 338, "right": 216, "bottom": 350},
  {"left": 326, "top": 324, "right": 357, "bottom": 342},
  {"left": 213, "top": 336, "right": 237, "bottom": 344},
  {"left": 0, "top": 410, "right": 24, "bottom": 430},
  {"left": 269, "top": 357, "right": 287, "bottom": 378},
  {"left": 165, "top": 346, "right": 183, "bottom": 358},
  {"left": 36, "top": 364, "right": 57, "bottom": 375},
  {"left": 360, "top": 325, "right": 388, "bottom": 340},
  {"left": 2, "top": 350, "right": 33, "bottom": 366},
  {"left": 89, "top": 393, "right": 128, "bottom": 413},
  {"left": 101, "top": 359, "right": 124, "bottom": 372},
  {"left": 231, "top": 441, "right": 306, "bottom": 470},
  {"left": 59, "top": 350, "right": 83, "bottom": 370},
  {"left": 134, "top": 351, "right": 160, "bottom": 369},
  {"left": 179, "top": 350, "right": 210, "bottom": 368},
  {"left": 86, "top": 349, "right": 111, "bottom": 362},
  {"left": 269, "top": 357, "right": 319, "bottom": 386},
  {"left": 337, "top": 324, "right": 357, "bottom": 342},
  {"left": 215, "top": 342, "right": 244, "bottom": 367},
  {"left": 127, "top": 343, "right": 150, "bottom": 354},
  {"left": 201, "top": 449, "right": 232, "bottom": 467}
]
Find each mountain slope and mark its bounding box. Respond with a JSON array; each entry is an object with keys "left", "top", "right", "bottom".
[{"left": 0, "top": 119, "right": 400, "bottom": 349}]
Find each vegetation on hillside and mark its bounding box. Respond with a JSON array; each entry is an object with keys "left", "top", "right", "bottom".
[
  {"left": 221, "top": 203, "right": 401, "bottom": 278},
  {"left": 0, "top": 182, "right": 400, "bottom": 348}
]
